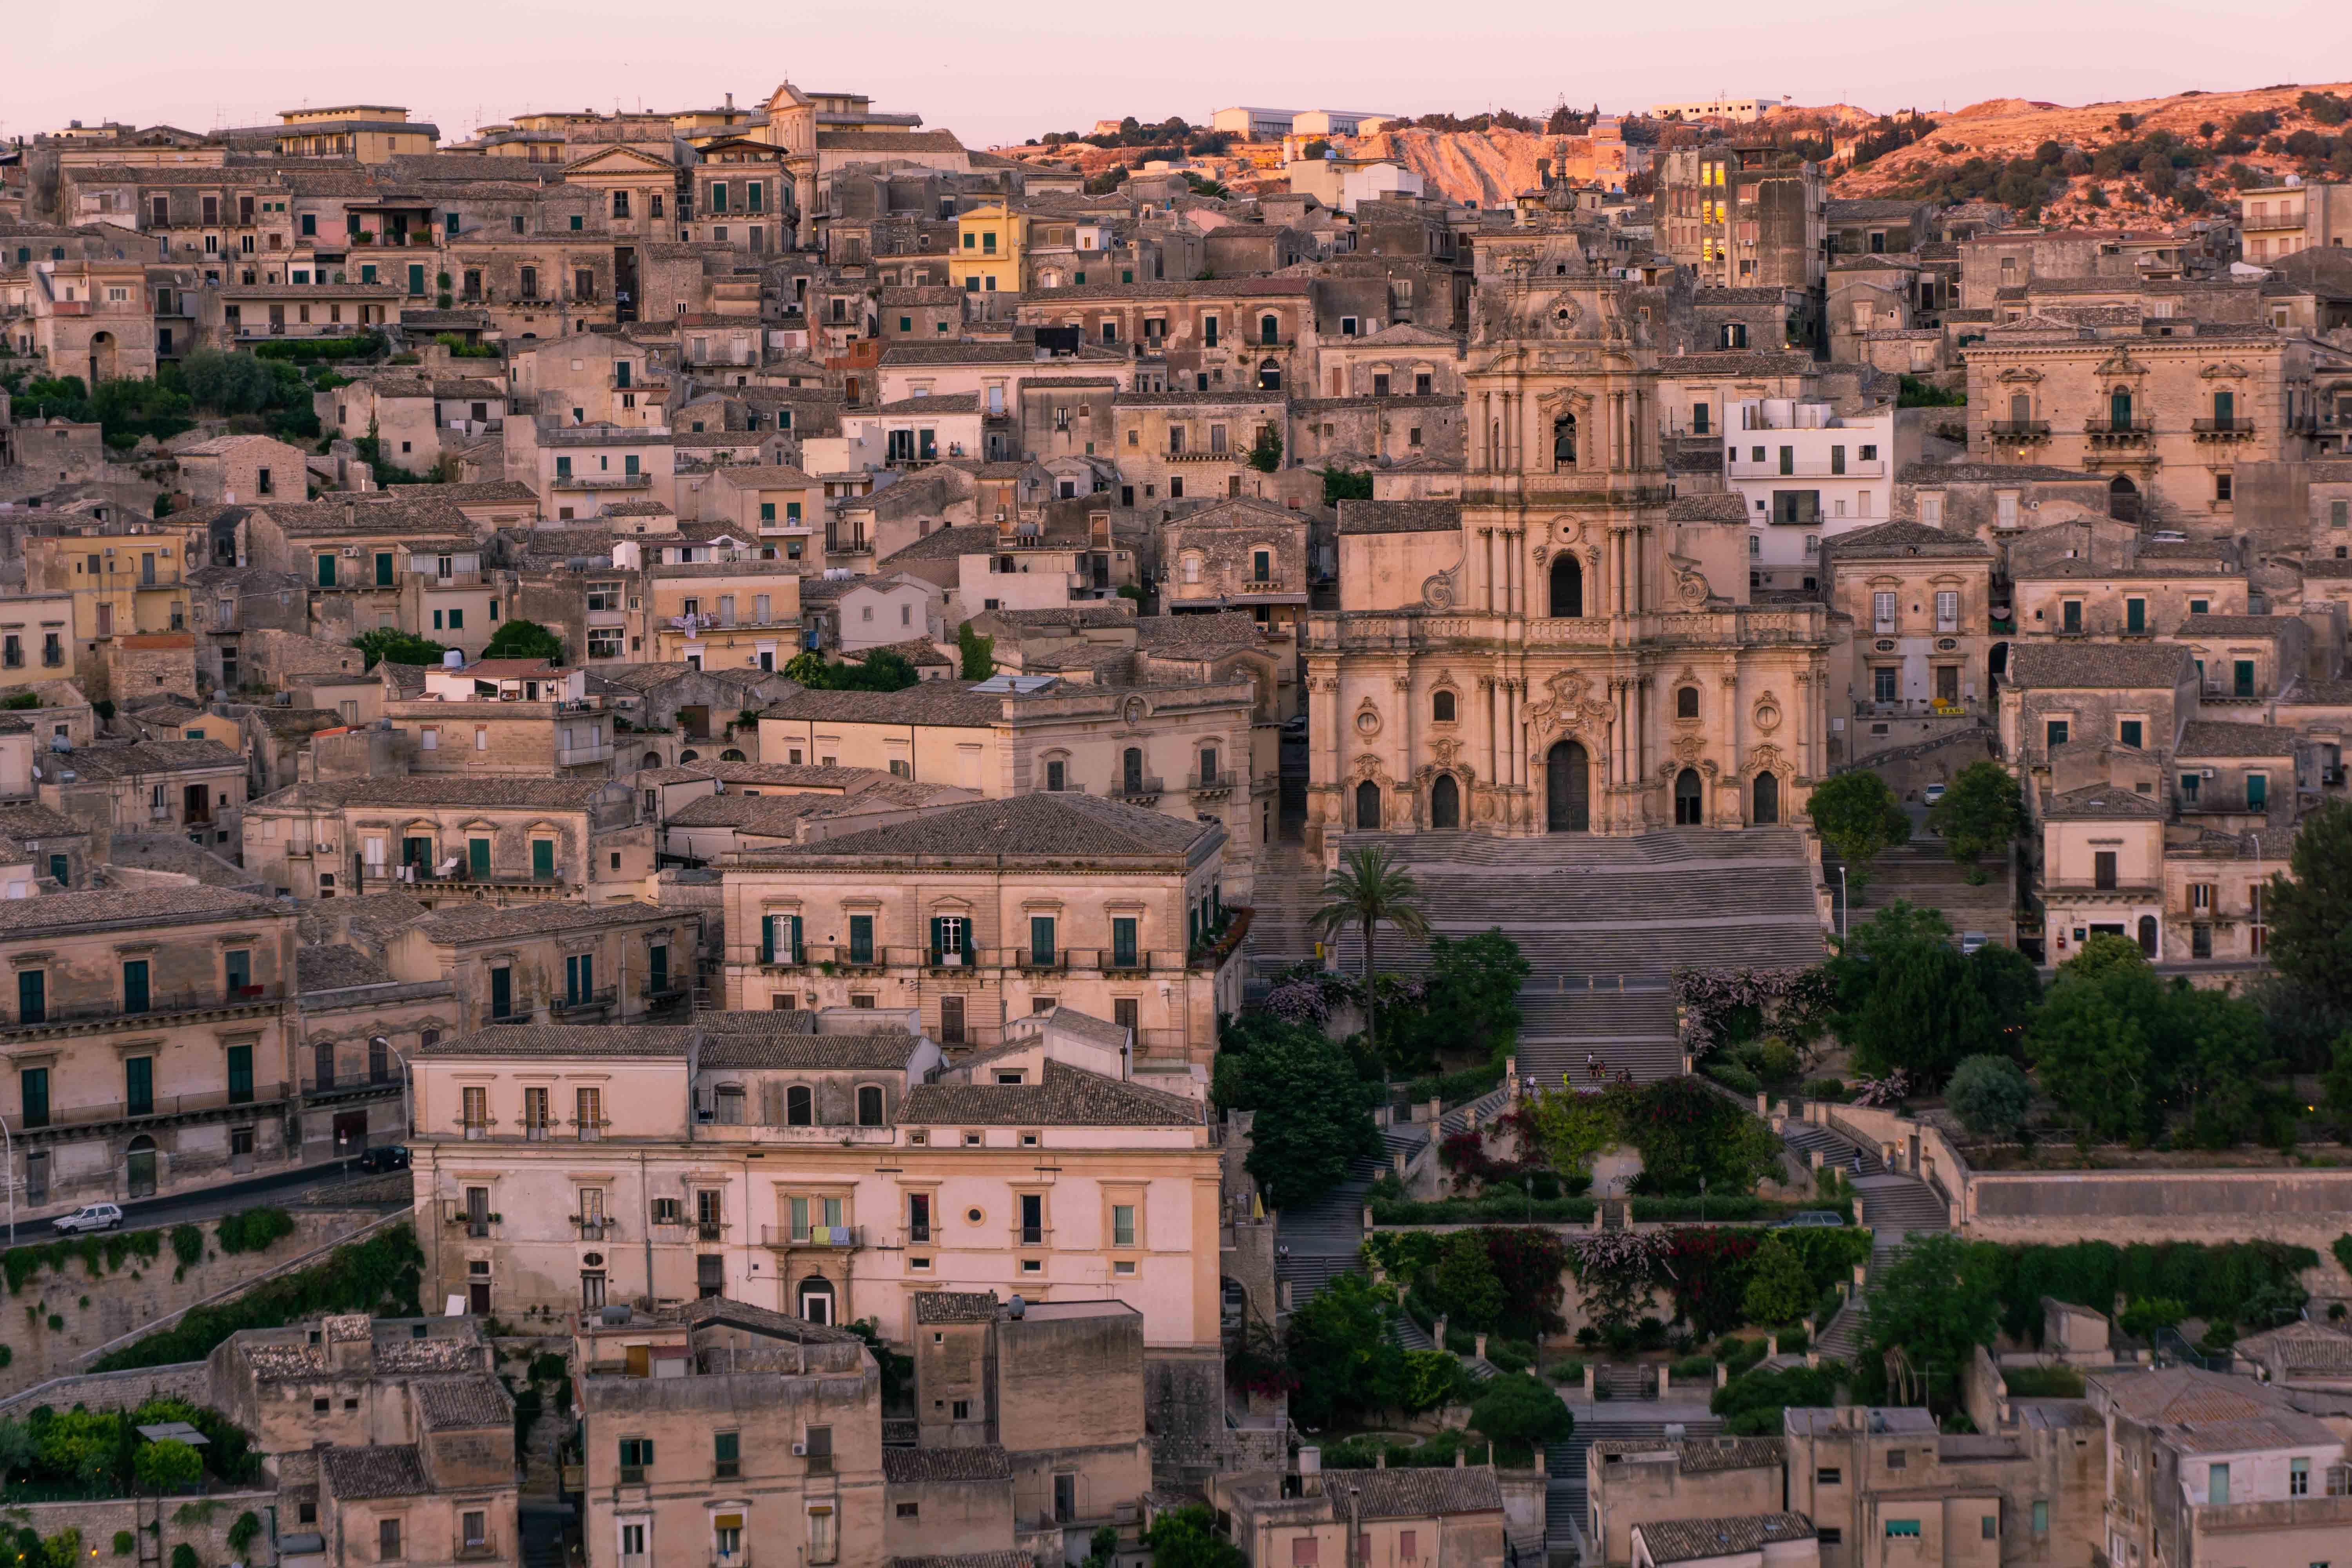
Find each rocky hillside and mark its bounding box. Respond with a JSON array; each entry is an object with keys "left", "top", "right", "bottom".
[{"left": 1823, "top": 80, "right": 2352, "bottom": 222}]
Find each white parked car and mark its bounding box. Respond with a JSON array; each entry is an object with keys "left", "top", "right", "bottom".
[
  {"left": 1923, "top": 783, "right": 1947, "bottom": 806},
  {"left": 52, "top": 1202, "right": 123, "bottom": 1234}
]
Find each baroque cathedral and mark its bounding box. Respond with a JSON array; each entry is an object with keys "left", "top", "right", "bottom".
[{"left": 1303, "top": 227, "right": 1835, "bottom": 847}]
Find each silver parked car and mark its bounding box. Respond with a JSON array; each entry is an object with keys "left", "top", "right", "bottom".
[{"left": 53, "top": 1202, "right": 124, "bottom": 1234}]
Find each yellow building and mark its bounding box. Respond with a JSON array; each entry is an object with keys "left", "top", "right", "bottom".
[{"left": 951, "top": 202, "right": 1028, "bottom": 298}]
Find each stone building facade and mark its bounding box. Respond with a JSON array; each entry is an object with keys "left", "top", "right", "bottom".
[{"left": 1303, "top": 227, "right": 1835, "bottom": 845}]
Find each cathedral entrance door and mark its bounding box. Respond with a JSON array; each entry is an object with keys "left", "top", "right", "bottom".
[{"left": 1546, "top": 741, "right": 1590, "bottom": 833}]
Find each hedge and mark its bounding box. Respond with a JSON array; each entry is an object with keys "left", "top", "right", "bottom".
[
  {"left": 91, "top": 1225, "right": 423, "bottom": 1371},
  {"left": 251, "top": 330, "right": 386, "bottom": 364},
  {"left": 1372, "top": 1196, "right": 1598, "bottom": 1225},
  {"left": 1986, "top": 1239, "right": 2318, "bottom": 1344}
]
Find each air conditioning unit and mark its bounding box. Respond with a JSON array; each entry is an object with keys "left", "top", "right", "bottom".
[
  {"left": 2202, "top": 768, "right": 2217, "bottom": 780},
  {"left": 790, "top": 1442, "right": 808, "bottom": 1457}
]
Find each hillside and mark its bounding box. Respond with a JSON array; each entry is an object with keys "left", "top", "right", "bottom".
[{"left": 1821, "top": 80, "right": 2352, "bottom": 222}]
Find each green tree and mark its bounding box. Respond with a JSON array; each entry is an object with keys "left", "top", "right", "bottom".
[
  {"left": 1388, "top": 929, "right": 1528, "bottom": 1072},
  {"left": 0, "top": 1417, "right": 31, "bottom": 1487},
  {"left": 1945, "top": 1054, "right": 2033, "bottom": 1139},
  {"left": 176, "top": 349, "right": 275, "bottom": 414},
  {"left": 481, "top": 618, "right": 564, "bottom": 662},
  {"left": 2267, "top": 799, "right": 2352, "bottom": 1011},
  {"left": 1318, "top": 464, "right": 1375, "bottom": 505},
  {"left": 1213, "top": 1016, "right": 1381, "bottom": 1210},
  {"left": 351, "top": 628, "right": 448, "bottom": 671},
  {"left": 1283, "top": 1272, "right": 1408, "bottom": 1427},
  {"left": 1838, "top": 921, "right": 1995, "bottom": 1083},
  {"left": 1425, "top": 1230, "right": 1507, "bottom": 1330},
  {"left": 1468, "top": 1371, "right": 1574, "bottom": 1450},
  {"left": 1928, "top": 761, "right": 2023, "bottom": 882},
  {"left": 1311, "top": 844, "right": 1430, "bottom": 1054},
  {"left": 133, "top": 1438, "right": 203, "bottom": 1492},
  {"left": 1968, "top": 943, "right": 2043, "bottom": 1048},
  {"left": 1861, "top": 1233, "right": 2001, "bottom": 1412},
  {"left": 1741, "top": 1236, "right": 1815, "bottom": 1326},
  {"left": 956, "top": 621, "right": 995, "bottom": 680},
  {"left": 1247, "top": 425, "right": 1282, "bottom": 473},
  {"left": 2027, "top": 954, "right": 2160, "bottom": 1141},
  {"left": 1300, "top": 138, "right": 1332, "bottom": 160},
  {"left": 1140, "top": 1504, "right": 1246, "bottom": 1568},
  {"left": 36, "top": 1408, "right": 123, "bottom": 1485},
  {"left": 1809, "top": 769, "right": 1911, "bottom": 889}
]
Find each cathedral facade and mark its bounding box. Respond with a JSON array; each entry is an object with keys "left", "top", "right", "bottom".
[{"left": 1302, "top": 230, "right": 1835, "bottom": 847}]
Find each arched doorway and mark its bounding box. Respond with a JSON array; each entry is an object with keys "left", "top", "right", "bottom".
[
  {"left": 2107, "top": 475, "right": 2141, "bottom": 524},
  {"left": 719, "top": 749, "right": 746, "bottom": 762},
  {"left": 1549, "top": 554, "right": 1584, "bottom": 617},
  {"left": 126, "top": 1134, "right": 157, "bottom": 1200},
  {"left": 797, "top": 1275, "right": 835, "bottom": 1325},
  {"left": 1256, "top": 359, "right": 1282, "bottom": 392},
  {"left": 88, "top": 331, "right": 117, "bottom": 384},
  {"left": 641, "top": 751, "right": 661, "bottom": 769},
  {"left": 678, "top": 750, "right": 699, "bottom": 764},
  {"left": 1673, "top": 768, "right": 1704, "bottom": 826},
  {"left": 1354, "top": 779, "right": 1382, "bottom": 831},
  {"left": 1752, "top": 771, "right": 1780, "bottom": 825},
  {"left": 1546, "top": 742, "right": 1589, "bottom": 833},
  {"left": 2136, "top": 915, "right": 2158, "bottom": 958},
  {"left": 1429, "top": 774, "right": 1460, "bottom": 829}
]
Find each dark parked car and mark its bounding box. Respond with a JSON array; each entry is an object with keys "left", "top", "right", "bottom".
[{"left": 355, "top": 1145, "right": 411, "bottom": 1173}]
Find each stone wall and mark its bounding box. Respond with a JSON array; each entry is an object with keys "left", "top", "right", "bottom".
[
  {"left": 0, "top": 1207, "right": 388, "bottom": 1399},
  {"left": 0, "top": 1360, "right": 212, "bottom": 1418},
  {"left": 2, "top": 1486, "right": 279, "bottom": 1566}
]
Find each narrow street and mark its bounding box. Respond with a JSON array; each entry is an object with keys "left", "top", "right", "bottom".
[{"left": 3, "top": 1157, "right": 412, "bottom": 1247}]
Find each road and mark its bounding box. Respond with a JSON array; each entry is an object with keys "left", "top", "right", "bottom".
[{"left": 4, "top": 1156, "right": 412, "bottom": 1247}]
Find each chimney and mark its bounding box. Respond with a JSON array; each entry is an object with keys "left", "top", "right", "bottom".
[{"left": 343, "top": 498, "right": 356, "bottom": 530}]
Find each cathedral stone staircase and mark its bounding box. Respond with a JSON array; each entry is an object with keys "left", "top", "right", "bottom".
[{"left": 1321, "top": 830, "right": 1828, "bottom": 1086}]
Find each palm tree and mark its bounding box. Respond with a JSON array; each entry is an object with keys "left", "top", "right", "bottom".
[{"left": 1310, "top": 844, "right": 1430, "bottom": 1053}]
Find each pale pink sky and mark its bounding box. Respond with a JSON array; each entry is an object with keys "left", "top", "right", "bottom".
[{"left": 11, "top": 0, "right": 2349, "bottom": 153}]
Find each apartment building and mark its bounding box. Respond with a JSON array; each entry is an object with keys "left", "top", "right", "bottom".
[
  {"left": 1722, "top": 398, "right": 1902, "bottom": 570},
  {"left": 2238, "top": 180, "right": 2352, "bottom": 263},
  {"left": 404, "top": 1008, "right": 1222, "bottom": 1356},
  {"left": 379, "top": 898, "right": 697, "bottom": 1032},
  {"left": 1819, "top": 520, "right": 1996, "bottom": 715},
  {"left": 1, "top": 886, "right": 299, "bottom": 1220}
]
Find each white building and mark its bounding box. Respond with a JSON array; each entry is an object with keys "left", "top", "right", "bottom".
[
  {"left": 1651, "top": 96, "right": 1789, "bottom": 123},
  {"left": 1211, "top": 106, "right": 1297, "bottom": 140},
  {"left": 836, "top": 573, "right": 946, "bottom": 653},
  {"left": 1722, "top": 398, "right": 1898, "bottom": 583},
  {"left": 1291, "top": 109, "right": 1399, "bottom": 138}
]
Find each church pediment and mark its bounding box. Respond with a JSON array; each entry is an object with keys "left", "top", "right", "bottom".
[
  {"left": 2199, "top": 361, "right": 2252, "bottom": 379},
  {"left": 2092, "top": 349, "right": 2150, "bottom": 379}
]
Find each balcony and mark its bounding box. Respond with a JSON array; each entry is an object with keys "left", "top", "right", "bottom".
[
  {"left": 1018, "top": 947, "right": 1065, "bottom": 972},
  {"left": 1188, "top": 769, "right": 1241, "bottom": 797},
  {"left": 696, "top": 1221, "right": 728, "bottom": 1241},
  {"left": 13, "top": 1081, "right": 292, "bottom": 1134},
  {"left": 551, "top": 986, "right": 618, "bottom": 1019},
  {"left": 4, "top": 987, "right": 282, "bottom": 1038},
  {"left": 456, "top": 1539, "right": 499, "bottom": 1563},
  {"left": 557, "top": 740, "right": 615, "bottom": 767},
  {"left": 306, "top": 1069, "right": 402, "bottom": 1104},
  {"left": 2084, "top": 418, "right": 2154, "bottom": 446},
  {"left": 1237, "top": 578, "right": 1288, "bottom": 593},
  {"left": 1110, "top": 776, "right": 1165, "bottom": 802},
  {"left": 2192, "top": 417, "right": 2255, "bottom": 441},
  {"left": 759, "top": 1225, "right": 866, "bottom": 1249},
  {"left": 1987, "top": 419, "right": 2051, "bottom": 441},
  {"left": 573, "top": 1218, "right": 615, "bottom": 1241}
]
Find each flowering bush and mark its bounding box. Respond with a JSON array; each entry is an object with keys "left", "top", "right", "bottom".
[
  {"left": 1260, "top": 978, "right": 1333, "bottom": 1026},
  {"left": 1674, "top": 965, "right": 1837, "bottom": 1057},
  {"left": 1852, "top": 1070, "right": 1914, "bottom": 1108}
]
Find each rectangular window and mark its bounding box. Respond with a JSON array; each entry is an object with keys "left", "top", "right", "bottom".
[
  {"left": 1873, "top": 590, "right": 1896, "bottom": 632},
  {"left": 1935, "top": 590, "right": 1958, "bottom": 631},
  {"left": 2209, "top": 1463, "right": 2230, "bottom": 1506},
  {"left": 1111, "top": 916, "right": 1139, "bottom": 969},
  {"left": 2125, "top": 597, "right": 2147, "bottom": 633},
  {"left": 225, "top": 949, "right": 251, "bottom": 997},
  {"left": 532, "top": 840, "right": 556, "bottom": 880},
  {"left": 2030, "top": 1502, "right": 2048, "bottom": 1535},
  {"left": 18, "top": 1066, "right": 49, "bottom": 1129},
  {"left": 2120, "top": 719, "right": 2143, "bottom": 749},
  {"left": 226, "top": 1044, "right": 253, "bottom": 1104},
  {"left": 1112, "top": 1203, "right": 1136, "bottom": 1248},
  {"left": 2235, "top": 659, "right": 2257, "bottom": 698},
  {"left": 1884, "top": 1521, "right": 1922, "bottom": 1539},
  {"left": 16, "top": 969, "right": 44, "bottom": 1025},
  {"left": 2291, "top": 1457, "right": 2310, "bottom": 1495},
  {"left": 123, "top": 959, "right": 151, "bottom": 1014},
  {"left": 715, "top": 1431, "right": 740, "bottom": 1479},
  {"left": 378, "top": 1519, "right": 400, "bottom": 1561},
  {"left": 619, "top": 1437, "right": 653, "bottom": 1482},
  {"left": 1029, "top": 915, "right": 1056, "bottom": 966},
  {"left": 847, "top": 913, "right": 875, "bottom": 965},
  {"left": 2248, "top": 773, "right": 2268, "bottom": 809},
  {"left": 1020, "top": 1192, "right": 1044, "bottom": 1245},
  {"left": 2046, "top": 719, "right": 2069, "bottom": 750}
]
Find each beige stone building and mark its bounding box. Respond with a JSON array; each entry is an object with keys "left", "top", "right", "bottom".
[
  {"left": 176, "top": 433, "right": 310, "bottom": 507},
  {"left": 1160, "top": 497, "right": 1311, "bottom": 632},
  {"left": 645, "top": 559, "right": 804, "bottom": 671},
  {"left": 1205, "top": 1459, "right": 1512, "bottom": 1568},
  {"left": 720, "top": 792, "right": 1243, "bottom": 1056},
  {"left": 1588, "top": 1439, "right": 1789, "bottom": 1567},
  {"left": 754, "top": 670, "right": 1272, "bottom": 896},
  {"left": 241, "top": 774, "right": 650, "bottom": 905},
  {"left": 1820, "top": 519, "right": 1996, "bottom": 717},
  {"left": 2090, "top": 1367, "right": 2352, "bottom": 1568},
  {"left": 380, "top": 898, "right": 695, "bottom": 1032},
  {"left": 0, "top": 886, "right": 299, "bottom": 1220},
  {"left": 403, "top": 1009, "right": 1223, "bottom": 1363},
  {"left": 1305, "top": 230, "right": 1835, "bottom": 844},
  {"left": 1962, "top": 320, "right": 2318, "bottom": 530},
  {"left": 575, "top": 1298, "right": 884, "bottom": 1568}
]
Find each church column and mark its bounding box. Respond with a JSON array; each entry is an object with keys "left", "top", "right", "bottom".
[
  {"left": 1724, "top": 667, "right": 1745, "bottom": 823},
  {"left": 1396, "top": 672, "right": 1416, "bottom": 822}
]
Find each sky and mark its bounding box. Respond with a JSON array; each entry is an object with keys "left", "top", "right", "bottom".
[{"left": 9, "top": 0, "right": 2352, "bottom": 153}]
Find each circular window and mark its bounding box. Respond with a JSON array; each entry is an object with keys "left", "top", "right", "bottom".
[
  {"left": 1354, "top": 709, "right": 1380, "bottom": 735},
  {"left": 583, "top": 1252, "right": 604, "bottom": 1267},
  {"left": 965, "top": 1207, "right": 984, "bottom": 1225}
]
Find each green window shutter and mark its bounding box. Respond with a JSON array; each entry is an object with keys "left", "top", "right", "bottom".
[
  {"left": 532, "top": 840, "right": 555, "bottom": 879},
  {"left": 123, "top": 960, "right": 150, "bottom": 1013},
  {"left": 760, "top": 916, "right": 775, "bottom": 964},
  {"left": 226, "top": 1044, "right": 253, "bottom": 1103},
  {"left": 788, "top": 916, "right": 802, "bottom": 963},
  {"left": 469, "top": 838, "right": 491, "bottom": 878},
  {"left": 407, "top": 264, "right": 424, "bottom": 295},
  {"left": 930, "top": 916, "right": 945, "bottom": 961},
  {"left": 318, "top": 555, "right": 336, "bottom": 588},
  {"left": 125, "top": 1056, "right": 153, "bottom": 1116},
  {"left": 375, "top": 552, "right": 393, "bottom": 586},
  {"left": 19, "top": 1067, "right": 48, "bottom": 1128}
]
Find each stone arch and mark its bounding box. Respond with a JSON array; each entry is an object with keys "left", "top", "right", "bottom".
[
  {"left": 1752, "top": 769, "right": 1780, "bottom": 825},
  {"left": 1429, "top": 773, "right": 1461, "bottom": 830},
  {"left": 1674, "top": 767, "right": 1704, "bottom": 826},
  {"left": 797, "top": 1274, "right": 835, "bottom": 1323},
  {"left": 125, "top": 1134, "right": 158, "bottom": 1199},
  {"left": 1354, "top": 779, "right": 1383, "bottom": 831}
]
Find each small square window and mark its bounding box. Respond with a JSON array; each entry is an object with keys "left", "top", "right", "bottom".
[{"left": 1021, "top": 1258, "right": 1042, "bottom": 1273}]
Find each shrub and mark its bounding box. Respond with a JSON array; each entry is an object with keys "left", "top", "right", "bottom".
[
  {"left": 1672, "top": 1355, "right": 1717, "bottom": 1380},
  {"left": 134, "top": 1439, "right": 203, "bottom": 1492},
  {"left": 169, "top": 1224, "right": 205, "bottom": 1270},
  {"left": 1802, "top": 1077, "right": 1849, "bottom": 1101},
  {"left": 1704, "top": 1060, "right": 1762, "bottom": 1095},
  {"left": 112, "top": 1533, "right": 134, "bottom": 1556},
  {"left": 94, "top": 1226, "right": 424, "bottom": 1371},
  {"left": 215, "top": 1207, "right": 295, "bottom": 1256},
  {"left": 1947, "top": 1055, "right": 2034, "bottom": 1139},
  {"left": 2000, "top": 1365, "right": 2085, "bottom": 1397},
  {"left": 1712, "top": 1361, "right": 1845, "bottom": 1435},
  {"left": 171, "top": 1548, "right": 200, "bottom": 1568}
]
